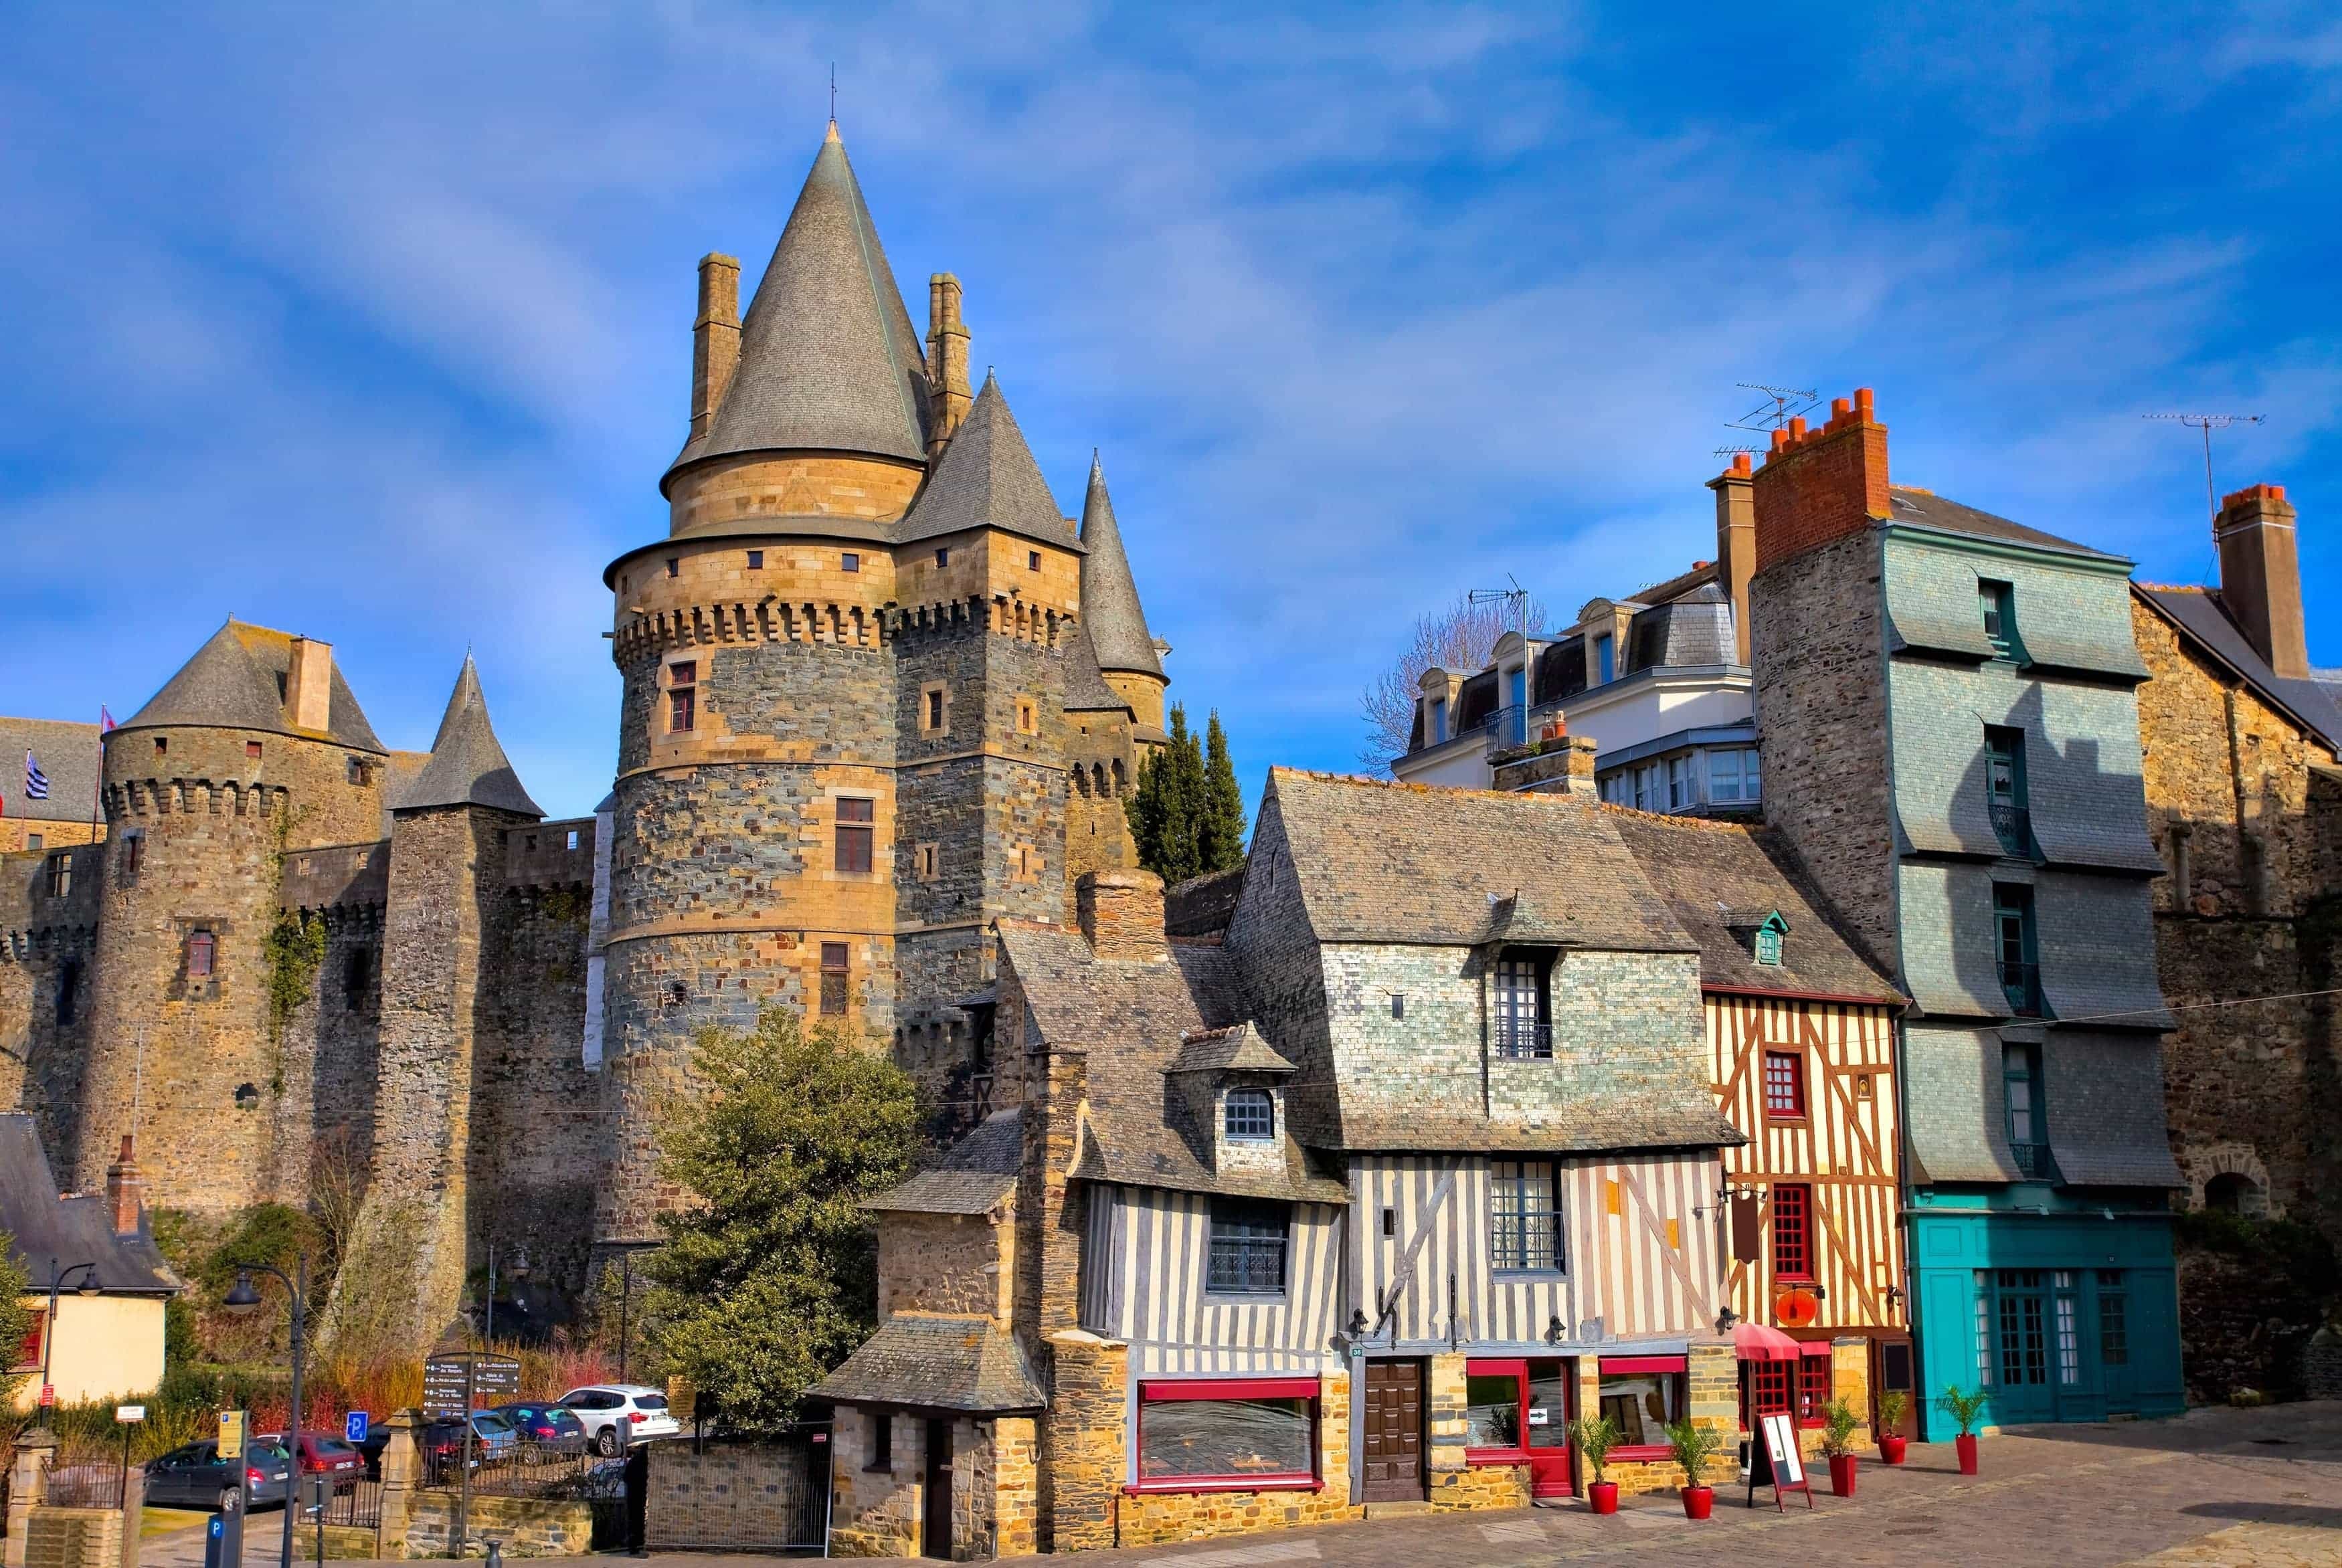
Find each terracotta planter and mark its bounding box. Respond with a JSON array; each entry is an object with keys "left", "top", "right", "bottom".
[
  {"left": 1879, "top": 1436, "right": 1908, "bottom": 1466},
  {"left": 1827, "top": 1453, "right": 1858, "bottom": 1496},
  {"left": 1955, "top": 1433, "right": 1979, "bottom": 1475},
  {"left": 1587, "top": 1480, "right": 1619, "bottom": 1515},
  {"left": 1682, "top": 1484, "right": 1714, "bottom": 1521}
]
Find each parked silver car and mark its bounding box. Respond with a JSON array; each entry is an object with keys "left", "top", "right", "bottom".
[{"left": 556, "top": 1385, "right": 680, "bottom": 1455}]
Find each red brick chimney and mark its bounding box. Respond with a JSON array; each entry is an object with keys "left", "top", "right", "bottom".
[
  {"left": 1708, "top": 452, "right": 1756, "bottom": 664},
  {"left": 2215, "top": 484, "right": 2307, "bottom": 679},
  {"left": 1075, "top": 869, "right": 1166, "bottom": 961},
  {"left": 105, "top": 1135, "right": 144, "bottom": 1238},
  {"left": 1750, "top": 387, "right": 1892, "bottom": 574}
]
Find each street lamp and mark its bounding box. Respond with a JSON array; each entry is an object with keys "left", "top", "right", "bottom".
[
  {"left": 38, "top": 1260, "right": 102, "bottom": 1414},
  {"left": 222, "top": 1255, "right": 308, "bottom": 1568}
]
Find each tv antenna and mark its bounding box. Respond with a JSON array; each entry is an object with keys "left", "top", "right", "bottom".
[
  {"left": 1712, "top": 444, "right": 1765, "bottom": 462},
  {"left": 2143, "top": 412, "right": 2265, "bottom": 532},
  {"left": 1469, "top": 574, "right": 1532, "bottom": 646},
  {"left": 1728, "top": 383, "right": 1821, "bottom": 433}
]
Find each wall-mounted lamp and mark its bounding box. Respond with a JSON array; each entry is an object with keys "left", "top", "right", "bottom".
[{"left": 1715, "top": 1306, "right": 1740, "bottom": 1334}]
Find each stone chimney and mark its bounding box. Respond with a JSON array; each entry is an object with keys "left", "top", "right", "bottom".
[
  {"left": 1492, "top": 732, "right": 1598, "bottom": 796},
  {"left": 105, "top": 1135, "right": 143, "bottom": 1238},
  {"left": 925, "top": 272, "right": 972, "bottom": 456},
  {"left": 2216, "top": 484, "right": 2308, "bottom": 679},
  {"left": 1751, "top": 387, "right": 1891, "bottom": 574},
  {"left": 1075, "top": 868, "right": 1166, "bottom": 961},
  {"left": 690, "top": 253, "right": 741, "bottom": 439},
  {"left": 286, "top": 638, "right": 334, "bottom": 732},
  {"left": 1708, "top": 452, "right": 1756, "bottom": 665}
]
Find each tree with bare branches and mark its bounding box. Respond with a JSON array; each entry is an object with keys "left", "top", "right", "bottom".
[{"left": 1357, "top": 591, "right": 1548, "bottom": 771}]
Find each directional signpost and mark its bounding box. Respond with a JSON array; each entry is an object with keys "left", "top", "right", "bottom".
[{"left": 423, "top": 1351, "right": 521, "bottom": 1559}]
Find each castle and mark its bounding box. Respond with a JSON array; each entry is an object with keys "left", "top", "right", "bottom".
[{"left": 0, "top": 123, "right": 1168, "bottom": 1345}]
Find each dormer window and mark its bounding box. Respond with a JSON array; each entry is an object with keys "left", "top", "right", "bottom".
[
  {"left": 1494, "top": 951, "right": 1551, "bottom": 1058},
  {"left": 1750, "top": 911, "right": 1787, "bottom": 967},
  {"left": 1224, "top": 1088, "right": 1274, "bottom": 1142},
  {"left": 1429, "top": 696, "right": 1447, "bottom": 744},
  {"left": 1594, "top": 631, "right": 1615, "bottom": 684}
]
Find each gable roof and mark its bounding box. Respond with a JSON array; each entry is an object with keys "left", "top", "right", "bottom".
[
  {"left": 1077, "top": 456, "right": 1162, "bottom": 678},
  {"left": 2135, "top": 584, "right": 2342, "bottom": 753},
  {"left": 1606, "top": 809, "right": 1904, "bottom": 1005},
  {"left": 0, "top": 1117, "right": 181, "bottom": 1296},
  {"left": 1886, "top": 486, "right": 2127, "bottom": 564},
  {"left": 396, "top": 655, "right": 542, "bottom": 817},
  {"left": 867, "top": 1108, "right": 1022, "bottom": 1216},
  {"left": 0, "top": 717, "right": 100, "bottom": 823},
  {"left": 1166, "top": 1022, "right": 1295, "bottom": 1076},
  {"left": 809, "top": 1313, "right": 1045, "bottom": 1412},
  {"left": 1263, "top": 769, "right": 1692, "bottom": 952},
  {"left": 895, "top": 373, "right": 1083, "bottom": 550},
  {"left": 119, "top": 621, "right": 386, "bottom": 752},
  {"left": 667, "top": 124, "right": 931, "bottom": 483}
]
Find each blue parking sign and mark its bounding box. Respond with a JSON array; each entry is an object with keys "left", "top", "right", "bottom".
[{"left": 345, "top": 1411, "right": 369, "bottom": 1445}]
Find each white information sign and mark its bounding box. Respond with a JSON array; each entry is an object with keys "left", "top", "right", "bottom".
[
  {"left": 116, "top": 1405, "right": 146, "bottom": 1423},
  {"left": 1760, "top": 1411, "right": 1803, "bottom": 1484}
]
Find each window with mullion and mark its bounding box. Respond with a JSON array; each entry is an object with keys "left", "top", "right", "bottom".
[
  {"left": 1763, "top": 1050, "right": 1805, "bottom": 1118},
  {"left": 1771, "top": 1181, "right": 1812, "bottom": 1281},
  {"left": 1494, "top": 953, "right": 1548, "bottom": 1058},
  {"left": 1489, "top": 1160, "right": 1563, "bottom": 1273},
  {"left": 1206, "top": 1199, "right": 1289, "bottom": 1294},
  {"left": 1795, "top": 1355, "right": 1831, "bottom": 1425}
]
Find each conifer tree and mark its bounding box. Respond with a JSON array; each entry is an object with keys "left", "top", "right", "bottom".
[
  {"left": 1200, "top": 710, "right": 1248, "bottom": 872},
  {"left": 1128, "top": 704, "right": 1247, "bottom": 883}
]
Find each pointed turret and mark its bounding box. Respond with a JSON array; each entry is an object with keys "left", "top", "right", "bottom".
[
  {"left": 1079, "top": 455, "right": 1164, "bottom": 680},
  {"left": 664, "top": 124, "right": 931, "bottom": 488},
  {"left": 397, "top": 654, "right": 542, "bottom": 817},
  {"left": 897, "top": 372, "right": 1087, "bottom": 549},
  {"left": 120, "top": 619, "right": 385, "bottom": 751}
]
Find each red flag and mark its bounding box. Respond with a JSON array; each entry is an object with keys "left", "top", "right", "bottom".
[{"left": 100, "top": 706, "right": 116, "bottom": 732}]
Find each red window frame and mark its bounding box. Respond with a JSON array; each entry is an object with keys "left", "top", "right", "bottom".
[
  {"left": 1771, "top": 1181, "right": 1813, "bottom": 1282},
  {"left": 1124, "top": 1378, "right": 1323, "bottom": 1494},
  {"left": 1796, "top": 1346, "right": 1832, "bottom": 1428},
  {"left": 187, "top": 930, "right": 215, "bottom": 979},
  {"left": 1740, "top": 1360, "right": 1793, "bottom": 1430},
  {"left": 834, "top": 798, "right": 874, "bottom": 875},
  {"left": 1596, "top": 1355, "right": 1688, "bottom": 1461},
  {"left": 1763, "top": 1050, "right": 1806, "bottom": 1118},
  {"left": 13, "top": 1308, "right": 44, "bottom": 1372}
]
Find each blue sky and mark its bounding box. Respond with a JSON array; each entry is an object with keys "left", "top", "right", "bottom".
[{"left": 4, "top": 3, "right": 2338, "bottom": 820}]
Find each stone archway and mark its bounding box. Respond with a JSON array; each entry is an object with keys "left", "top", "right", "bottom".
[{"left": 2183, "top": 1141, "right": 2276, "bottom": 1218}]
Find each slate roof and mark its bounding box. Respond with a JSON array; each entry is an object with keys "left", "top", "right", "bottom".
[
  {"left": 1060, "top": 621, "right": 1128, "bottom": 713},
  {"left": 1625, "top": 583, "right": 1738, "bottom": 673},
  {"left": 808, "top": 1314, "right": 1045, "bottom": 1412},
  {"left": 994, "top": 920, "right": 1344, "bottom": 1203},
  {"left": 668, "top": 124, "right": 931, "bottom": 483},
  {"left": 1075, "top": 456, "right": 1162, "bottom": 678},
  {"left": 867, "top": 1108, "right": 1021, "bottom": 1215},
  {"left": 0, "top": 717, "right": 100, "bottom": 823},
  {"left": 1606, "top": 810, "right": 1903, "bottom": 1004},
  {"left": 1164, "top": 862, "right": 1247, "bottom": 937},
  {"left": 396, "top": 656, "right": 543, "bottom": 817},
  {"left": 895, "top": 374, "right": 1084, "bottom": 551},
  {"left": 121, "top": 622, "right": 387, "bottom": 752},
  {"left": 0, "top": 1116, "right": 181, "bottom": 1296},
  {"left": 1166, "top": 1022, "right": 1295, "bottom": 1076},
  {"left": 1886, "top": 487, "right": 2125, "bottom": 563},
  {"left": 2135, "top": 585, "right": 2342, "bottom": 753},
  {"left": 1263, "top": 770, "right": 1692, "bottom": 951}
]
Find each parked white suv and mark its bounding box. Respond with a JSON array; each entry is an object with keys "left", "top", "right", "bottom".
[{"left": 557, "top": 1385, "right": 681, "bottom": 1454}]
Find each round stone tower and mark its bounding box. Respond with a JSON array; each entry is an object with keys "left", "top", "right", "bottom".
[{"left": 76, "top": 623, "right": 389, "bottom": 1211}]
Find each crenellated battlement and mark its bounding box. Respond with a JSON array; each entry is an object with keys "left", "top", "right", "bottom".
[
  {"left": 887, "top": 595, "right": 1074, "bottom": 649},
  {"left": 612, "top": 595, "right": 891, "bottom": 667},
  {"left": 104, "top": 777, "right": 295, "bottom": 820},
  {"left": 278, "top": 840, "right": 390, "bottom": 914}
]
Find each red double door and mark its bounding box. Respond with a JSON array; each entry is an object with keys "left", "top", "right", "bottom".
[{"left": 1465, "top": 1357, "right": 1575, "bottom": 1497}]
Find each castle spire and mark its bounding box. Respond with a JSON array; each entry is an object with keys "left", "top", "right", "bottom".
[
  {"left": 662, "top": 127, "right": 930, "bottom": 488},
  {"left": 1079, "top": 455, "right": 1164, "bottom": 679},
  {"left": 399, "top": 654, "right": 542, "bottom": 817},
  {"left": 897, "top": 372, "right": 1087, "bottom": 550}
]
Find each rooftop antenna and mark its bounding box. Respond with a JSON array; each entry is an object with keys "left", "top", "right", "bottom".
[
  {"left": 1468, "top": 574, "right": 1532, "bottom": 648},
  {"left": 1712, "top": 444, "right": 1765, "bottom": 461},
  {"left": 1728, "top": 383, "right": 1821, "bottom": 433},
  {"left": 2143, "top": 412, "right": 2266, "bottom": 536}
]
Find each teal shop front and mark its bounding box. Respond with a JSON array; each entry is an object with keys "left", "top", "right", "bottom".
[{"left": 1908, "top": 1195, "right": 2183, "bottom": 1436}]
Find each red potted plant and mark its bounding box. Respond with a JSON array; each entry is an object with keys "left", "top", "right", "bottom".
[
  {"left": 1941, "top": 1387, "right": 1986, "bottom": 1475},
  {"left": 1876, "top": 1390, "right": 1909, "bottom": 1466},
  {"left": 1570, "top": 1414, "right": 1622, "bottom": 1514},
  {"left": 1819, "top": 1397, "right": 1860, "bottom": 1497},
  {"left": 1663, "top": 1417, "right": 1722, "bottom": 1520}
]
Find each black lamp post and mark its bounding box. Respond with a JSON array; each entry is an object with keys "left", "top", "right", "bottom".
[
  {"left": 38, "top": 1260, "right": 102, "bottom": 1413},
  {"left": 223, "top": 1255, "right": 307, "bottom": 1568}
]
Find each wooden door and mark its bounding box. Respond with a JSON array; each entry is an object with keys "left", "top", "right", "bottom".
[
  {"left": 921, "top": 1419, "right": 953, "bottom": 1559},
  {"left": 1360, "top": 1359, "right": 1426, "bottom": 1502}
]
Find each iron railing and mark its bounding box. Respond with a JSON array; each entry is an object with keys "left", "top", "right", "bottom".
[
  {"left": 2008, "top": 1142, "right": 2059, "bottom": 1183},
  {"left": 1494, "top": 1020, "right": 1554, "bottom": 1058},
  {"left": 1999, "top": 961, "right": 2043, "bottom": 1017},
  {"left": 423, "top": 1442, "right": 602, "bottom": 1496},
  {"left": 317, "top": 1477, "right": 381, "bottom": 1529},
  {"left": 1991, "top": 802, "right": 2033, "bottom": 857},
  {"left": 1485, "top": 704, "right": 1528, "bottom": 753},
  {"left": 1205, "top": 1235, "right": 1288, "bottom": 1294},
  {"left": 42, "top": 1463, "right": 124, "bottom": 1511}
]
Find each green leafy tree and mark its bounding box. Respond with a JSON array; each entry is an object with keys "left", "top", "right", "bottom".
[
  {"left": 1198, "top": 710, "right": 1248, "bottom": 873},
  {"left": 642, "top": 1007, "right": 917, "bottom": 1435},
  {"left": 1128, "top": 704, "right": 1245, "bottom": 883},
  {"left": 0, "top": 1236, "right": 32, "bottom": 1411}
]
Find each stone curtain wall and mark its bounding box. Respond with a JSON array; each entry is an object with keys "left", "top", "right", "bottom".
[
  {"left": 0, "top": 844, "right": 99, "bottom": 1167},
  {"left": 877, "top": 1210, "right": 1014, "bottom": 1322},
  {"left": 267, "top": 906, "right": 384, "bottom": 1202}
]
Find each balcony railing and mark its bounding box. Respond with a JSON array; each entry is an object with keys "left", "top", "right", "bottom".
[
  {"left": 1493, "top": 1020, "right": 1554, "bottom": 1059},
  {"left": 1999, "top": 961, "right": 2043, "bottom": 1017},
  {"left": 2007, "top": 1141, "right": 2059, "bottom": 1183},
  {"left": 1990, "top": 802, "right": 2032, "bottom": 857},
  {"left": 1485, "top": 704, "right": 1528, "bottom": 753}
]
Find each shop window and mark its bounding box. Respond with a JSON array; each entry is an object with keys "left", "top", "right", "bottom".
[
  {"left": 44, "top": 853, "right": 72, "bottom": 898},
  {"left": 819, "top": 943, "right": 848, "bottom": 1016},
  {"left": 1771, "top": 1182, "right": 1811, "bottom": 1280},
  {"left": 1132, "top": 1379, "right": 1317, "bottom": 1490},
  {"left": 1796, "top": 1352, "right": 1831, "bottom": 1425},
  {"left": 1599, "top": 1357, "right": 1686, "bottom": 1454},
  {"left": 1763, "top": 1050, "right": 1805, "bottom": 1117},
  {"left": 667, "top": 660, "right": 697, "bottom": 734},
  {"left": 1465, "top": 1372, "right": 1522, "bottom": 1449},
  {"left": 1204, "top": 1199, "right": 1288, "bottom": 1295},
  {"left": 1489, "top": 1160, "right": 1563, "bottom": 1273},
  {"left": 1223, "top": 1088, "right": 1274, "bottom": 1141},
  {"left": 187, "top": 928, "right": 215, "bottom": 980},
  {"left": 834, "top": 798, "right": 874, "bottom": 874}
]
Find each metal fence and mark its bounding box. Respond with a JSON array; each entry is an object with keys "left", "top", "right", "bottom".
[
  {"left": 316, "top": 1478, "right": 381, "bottom": 1530},
  {"left": 420, "top": 1442, "right": 606, "bottom": 1496},
  {"left": 41, "top": 1464, "right": 125, "bottom": 1511}
]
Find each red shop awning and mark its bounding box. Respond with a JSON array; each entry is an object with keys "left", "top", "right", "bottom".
[{"left": 1732, "top": 1322, "right": 1803, "bottom": 1363}]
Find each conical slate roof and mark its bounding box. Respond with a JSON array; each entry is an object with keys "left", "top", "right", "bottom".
[
  {"left": 666, "top": 124, "right": 931, "bottom": 484},
  {"left": 396, "top": 655, "right": 542, "bottom": 817},
  {"left": 897, "top": 373, "right": 1086, "bottom": 549},
  {"left": 121, "top": 621, "right": 386, "bottom": 752},
  {"left": 1079, "top": 455, "right": 1163, "bottom": 678}
]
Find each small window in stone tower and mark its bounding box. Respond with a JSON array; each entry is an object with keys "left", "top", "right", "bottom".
[
  {"left": 154, "top": 736, "right": 167, "bottom": 756},
  {"left": 347, "top": 755, "right": 369, "bottom": 786},
  {"left": 1028, "top": 550, "right": 1041, "bottom": 571},
  {"left": 122, "top": 832, "right": 143, "bottom": 882},
  {"left": 665, "top": 557, "right": 680, "bottom": 578},
  {"left": 925, "top": 688, "right": 947, "bottom": 732},
  {"left": 841, "top": 552, "right": 861, "bottom": 573},
  {"left": 916, "top": 843, "right": 939, "bottom": 882},
  {"left": 820, "top": 942, "right": 849, "bottom": 1016},
  {"left": 45, "top": 854, "right": 72, "bottom": 898},
  {"left": 835, "top": 798, "right": 874, "bottom": 874},
  {"left": 935, "top": 547, "right": 950, "bottom": 567},
  {"left": 745, "top": 549, "right": 763, "bottom": 569},
  {"left": 187, "top": 928, "right": 215, "bottom": 979},
  {"left": 1016, "top": 700, "right": 1037, "bottom": 735},
  {"left": 668, "top": 661, "right": 697, "bottom": 733},
  {"left": 246, "top": 741, "right": 263, "bottom": 760}
]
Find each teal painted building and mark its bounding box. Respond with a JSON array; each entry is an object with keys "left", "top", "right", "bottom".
[{"left": 1744, "top": 392, "right": 2185, "bottom": 1438}]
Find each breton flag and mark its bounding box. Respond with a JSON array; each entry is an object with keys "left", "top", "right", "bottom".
[{"left": 25, "top": 751, "right": 50, "bottom": 801}]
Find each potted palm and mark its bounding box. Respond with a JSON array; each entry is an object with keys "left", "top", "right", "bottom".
[
  {"left": 1569, "top": 1414, "right": 1623, "bottom": 1514},
  {"left": 1876, "top": 1390, "right": 1909, "bottom": 1465},
  {"left": 1818, "top": 1397, "right": 1861, "bottom": 1496},
  {"left": 1940, "top": 1387, "right": 1987, "bottom": 1475},
  {"left": 1663, "top": 1417, "right": 1723, "bottom": 1521}
]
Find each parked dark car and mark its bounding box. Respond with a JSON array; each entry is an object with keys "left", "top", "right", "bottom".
[
  {"left": 357, "top": 1417, "right": 472, "bottom": 1480},
  {"left": 490, "top": 1403, "right": 588, "bottom": 1456},
  {"left": 258, "top": 1430, "right": 366, "bottom": 1482},
  {"left": 142, "top": 1440, "right": 295, "bottom": 1510}
]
